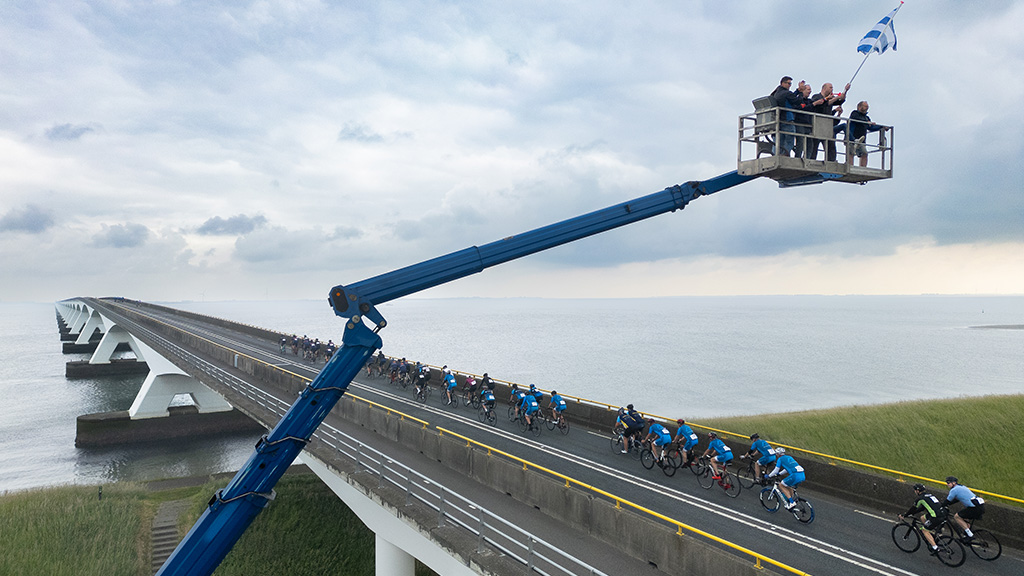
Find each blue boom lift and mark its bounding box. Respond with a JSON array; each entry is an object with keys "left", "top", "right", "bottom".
[{"left": 157, "top": 109, "right": 893, "bottom": 574}]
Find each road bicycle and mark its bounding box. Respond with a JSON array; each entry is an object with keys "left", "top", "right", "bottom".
[
  {"left": 440, "top": 387, "right": 459, "bottom": 409},
  {"left": 415, "top": 382, "right": 432, "bottom": 403},
  {"left": 891, "top": 516, "right": 965, "bottom": 567},
  {"left": 609, "top": 427, "right": 642, "bottom": 460},
  {"left": 696, "top": 456, "right": 741, "bottom": 497},
  {"left": 544, "top": 410, "right": 570, "bottom": 435},
  {"left": 759, "top": 480, "right": 813, "bottom": 523},
  {"left": 736, "top": 455, "right": 768, "bottom": 489},
  {"left": 477, "top": 403, "right": 497, "bottom": 426},
  {"left": 640, "top": 440, "right": 677, "bottom": 477},
  {"left": 462, "top": 385, "right": 481, "bottom": 409},
  {"left": 937, "top": 517, "right": 1001, "bottom": 561},
  {"left": 513, "top": 410, "right": 542, "bottom": 437}
]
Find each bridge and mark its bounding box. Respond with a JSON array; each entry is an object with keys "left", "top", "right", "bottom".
[{"left": 56, "top": 297, "right": 1023, "bottom": 576}]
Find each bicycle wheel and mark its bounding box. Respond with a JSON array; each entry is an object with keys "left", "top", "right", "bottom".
[
  {"left": 891, "top": 523, "right": 920, "bottom": 553},
  {"left": 477, "top": 406, "right": 488, "bottom": 423},
  {"left": 791, "top": 498, "right": 814, "bottom": 523},
  {"left": 665, "top": 448, "right": 682, "bottom": 470},
  {"left": 517, "top": 416, "right": 528, "bottom": 434},
  {"left": 545, "top": 417, "right": 556, "bottom": 431},
  {"left": 485, "top": 409, "right": 497, "bottom": 426},
  {"left": 610, "top": 434, "right": 624, "bottom": 453},
  {"left": 661, "top": 454, "right": 677, "bottom": 477},
  {"left": 629, "top": 442, "right": 642, "bottom": 461},
  {"left": 462, "top": 391, "right": 471, "bottom": 407},
  {"left": 736, "top": 462, "right": 758, "bottom": 490},
  {"left": 722, "top": 471, "right": 741, "bottom": 498},
  {"left": 508, "top": 405, "right": 517, "bottom": 422},
  {"left": 470, "top": 394, "right": 481, "bottom": 409},
  {"left": 416, "top": 388, "right": 426, "bottom": 403},
  {"left": 968, "top": 529, "right": 1001, "bottom": 561},
  {"left": 640, "top": 449, "right": 655, "bottom": 470},
  {"left": 451, "top": 394, "right": 459, "bottom": 409},
  {"left": 557, "top": 419, "right": 570, "bottom": 435},
  {"left": 697, "top": 466, "right": 716, "bottom": 490},
  {"left": 760, "top": 487, "right": 781, "bottom": 513},
  {"left": 530, "top": 418, "right": 542, "bottom": 437},
  {"left": 934, "top": 534, "right": 966, "bottom": 567}
]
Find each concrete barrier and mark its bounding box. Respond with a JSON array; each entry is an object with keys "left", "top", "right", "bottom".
[{"left": 76, "top": 408, "right": 264, "bottom": 447}]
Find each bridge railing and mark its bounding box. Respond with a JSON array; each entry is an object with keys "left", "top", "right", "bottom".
[{"left": 313, "top": 424, "right": 610, "bottom": 576}]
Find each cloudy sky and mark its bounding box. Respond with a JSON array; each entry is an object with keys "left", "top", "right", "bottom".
[{"left": 2, "top": 1, "right": 1022, "bottom": 302}]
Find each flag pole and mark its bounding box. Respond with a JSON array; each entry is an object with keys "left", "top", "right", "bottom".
[{"left": 848, "top": 1, "right": 904, "bottom": 89}]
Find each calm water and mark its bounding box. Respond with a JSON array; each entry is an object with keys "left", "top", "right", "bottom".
[{"left": 1, "top": 296, "right": 1021, "bottom": 492}]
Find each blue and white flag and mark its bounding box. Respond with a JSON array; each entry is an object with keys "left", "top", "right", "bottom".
[{"left": 857, "top": 4, "right": 901, "bottom": 54}]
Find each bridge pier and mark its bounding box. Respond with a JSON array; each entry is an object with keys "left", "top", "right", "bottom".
[
  {"left": 75, "top": 308, "right": 106, "bottom": 345},
  {"left": 128, "top": 341, "right": 234, "bottom": 419},
  {"left": 375, "top": 535, "right": 415, "bottom": 576}
]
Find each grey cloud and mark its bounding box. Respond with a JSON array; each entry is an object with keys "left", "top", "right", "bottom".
[
  {"left": 92, "top": 223, "right": 150, "bottom": 248},
  {"left": 45, "top": 123, "right": 94, "bottom": 141},
  {"left": 0, "top": 204, "right": 55, "bottom": 233},
  {"left": 196, "top": 214, "right": 267, "bottom": 235},
  {"left": 338, "top": 123, "right": 384, "bottom": 143}
]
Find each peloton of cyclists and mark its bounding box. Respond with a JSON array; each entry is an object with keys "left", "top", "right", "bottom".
[
  {"left": 741, "top": 433, "right": 777, "bottom": 485},
  {"left": 765, "top": 447, "right": 805, "bottom": 510}
]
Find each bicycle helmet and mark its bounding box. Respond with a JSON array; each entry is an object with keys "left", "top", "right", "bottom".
[
  {"left": 750, "top": 433, "right": 760, "bottom": 440},
  {"left": 912, "top": 483, "right": 926, "bottom": 493},
  {"left": 550, "top": 390, "right": 557, "bottom": 395},
  {"left": 708, "top": 432, "right": 717, "bottom": 439},
  {"left": 676, "top": 418, "right": 685, "bottom": 425},
  {"left": 511, "top": 383, "right": 519, "bottom": 390},
  {"left": 775, "top": 447, "right": 785, "bottom": 455},
  {"left": 646, "top": 418, "right": 654, "bottom": 424},
  {"left": 945, "top": 476, "right": 958, "bottom": 484},
  {"left": 627, "top": 404, "right": 634, "bottom": 411}
]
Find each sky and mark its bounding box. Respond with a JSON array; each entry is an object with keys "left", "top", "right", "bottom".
[{"left": 2, "top": 0, "right": 1023, "bottom": 303}]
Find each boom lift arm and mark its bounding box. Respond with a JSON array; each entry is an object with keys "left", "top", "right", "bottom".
[{"left": 156, "top": 169, "right": 755, "bottom": 576}]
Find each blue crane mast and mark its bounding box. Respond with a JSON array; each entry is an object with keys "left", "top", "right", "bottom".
[{"left": 156, "top": 170, "right": 755, "bottom": 575}]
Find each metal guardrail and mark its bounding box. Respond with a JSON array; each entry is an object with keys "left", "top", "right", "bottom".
[{"left": 437, "top": 427, "right": 810, "bottom": 576}]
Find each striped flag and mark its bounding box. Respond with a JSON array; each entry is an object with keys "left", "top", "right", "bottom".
[{"left": 857, "top": 4, "right": 901, "bottom": 54}]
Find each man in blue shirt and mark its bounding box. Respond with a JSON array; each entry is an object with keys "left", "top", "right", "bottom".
[
  {"left": 549, "top": 390, "right": 568, "bottom": 426},
  {"left": 674, "top": 419, "right": 700, "bottom": 468},
  {"left": 519, "top": 391, "right": 541, "bottom": 430},
  {"left": 741, "top": 433, "right": 777, "bottom": 485},
  {"left": 444, "top": 372, "right": 458, "bottom": 405},
  {"left": 766, "top": 448, "right": 806, "bottom": 509},
  {"left": 943, "top": 476, "right": 985, "bottom": 540},
  {"left": 701, "top": 432, "right": 733, "bottom": 479},
  {"left": 644, "top": 419, "right": 672, "bottom": 464},
  {"left": 510, "top": 384, "right": 527, "bottom": 420}
]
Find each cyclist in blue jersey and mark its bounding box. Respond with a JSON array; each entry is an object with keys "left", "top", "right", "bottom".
[
  {"left": 765, "top": 448, "right": 805, "bottom": 509},
  {"left": 444, "top": 372, "right": 458, "bottom": 405},
  {"left": 528, "top": 383, "right": 544, "bottom": 406},
  {"left": 481, "top": 388, "right": 496, "bottom": 410},
  {"left": 643, "top": 419, "right": 672, "bottom": 463},
  {"left": 520, "top": 391, "right": 541, "bottom": 429},
  {"left": 741, "top": 433, "right": 777, "bottom": 485},
  {"left": 701, "top": 432, "right": 733, "bottom": 480},
  {"left": 510, "top": 384, "right": 527, "bottom": 420},
  {"left": 549, "top": 391, "right": 568, "bottom": 427},
  {"left": 674, "top": 419, "right": 700, "bottom": 468},
  {"left": 943, "top": 476, "right": 985, "bottom": 540}
]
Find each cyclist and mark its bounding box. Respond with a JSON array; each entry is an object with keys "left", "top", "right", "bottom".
[
  {"left": 397, "top": 358, "right": 409, "bottom": 384},
  {"left": 481, "top": 387, "right": 496, "bottom": 417},
  {"left": 444, "top": 371, "right": 458, "bottom": 405},
  {"left": 549, "top": 390, "right": 568, "bottom": 426},
  {"left": 701, "top": 431, "right": 733, "bottom": 480},
  {"left": 643, "top": 419, "right": 672, "bottom": 464},
  {"left": 529, "top": 383, "right": 544, "bottom": 405},
  {"left": 510, "top": 384, "right": 527, "bottom": 420},
  {"left": 674, "top": 419, "right": 700, "bottom": 468},
  {"left": 519, "top": 390, "right": 541, "bottom": 429},
  {"left": 765, "top": 447, "right": 805, "bottom": 509},
  {"left": 943, "top": 476, "right": 985, "bottom": 541},
  {"left": 899, "top": 483, "right": 946, "bottom": 555},
  {"left": 465, "top": 374, "right": 477, "bottom": 396},
  {"left": 482, "top": 372, "right": 495, "bottom": 391},
  {"left": 279, "top": 336, "right": 287, "bottom": 353},
  {"left": 415, "top": 364, "right": 432, "bottom": 397},
  {"left": 618, "top": 404, "right": 645, "bottom": 455},
  {"left": 741, "top": 433, "right": 777, "bottom": 485}
]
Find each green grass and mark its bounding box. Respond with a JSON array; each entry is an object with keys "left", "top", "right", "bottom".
[
  {"left": 696, "top": 394, "right": 1024, "bottom": 501},
  {"left": 0, "top": 483, "right": 149, "bottom": 576}
]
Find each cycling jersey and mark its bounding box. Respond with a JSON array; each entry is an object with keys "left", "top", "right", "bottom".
[
  {"left": 482, "top": 390, "right": 495, "bottom": 405},
  {"left": 445, "top": 374, "right": 457, "bottom": 390},
  {"left": 945, "top": 484, "right": 982, "bottom": 508},
  {"left": 750, "top": 438, "right": 777, "bottom": 465},
  {"left": 621, "top": 410, "right": 644, "bottom": 430},
  {"left": 522, "top": 395, "right": 540, "bottom": 415},
  {"left": 769, "top": 455, "right": 805, "bottom": 487},
  {"left": 708, "top": 438, "right": 733, "bottom": 462},
  {"left": 512, "top": 389, "right": 527, "bottom": 403},
  {"left": 906, "top": 493, "right": 947, "bottom": 520},
  {"left": 675, "top": 425, "right": 699, "bottom": 450},
  {"left": 649, "top": 424, "right": 671, "bottom": 446},
  {"left": 550, "top": 394, "right": 567, "bottom": 413}
]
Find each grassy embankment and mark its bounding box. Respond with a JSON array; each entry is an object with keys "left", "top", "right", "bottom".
[
  {"left": 0, "top": 474, "right": 437, "bottom": 576},
  {"left": 698, "top": 393, "right": 1024, "bottom": 501}
]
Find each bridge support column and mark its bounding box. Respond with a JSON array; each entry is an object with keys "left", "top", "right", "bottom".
[
  {"left": 90, "top": 324, "right": 143, "bottom": 364},
  {"left": 75, "top": 309, "right": 105, "bottom": 345},
  {"left": 128, "top": 342, "right": 234, "bottom": 419},
  {"left": 375, "top": 535, "right": 415, "bottom": 576}
]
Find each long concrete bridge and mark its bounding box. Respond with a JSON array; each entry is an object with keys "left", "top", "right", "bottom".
[{"left": 56, "top": 297, "right": 1023, "bottom": 576}]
